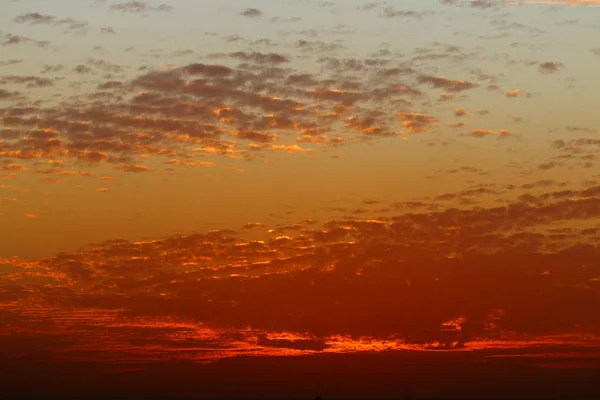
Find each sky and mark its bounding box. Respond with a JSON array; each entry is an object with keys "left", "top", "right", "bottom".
[{"left": 1, "top": 0, "right": 600, "bottom": 398}]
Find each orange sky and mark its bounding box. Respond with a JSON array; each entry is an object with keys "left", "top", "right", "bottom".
[{"left": 1, "top": 0, "right": 600, "bottom": 398}]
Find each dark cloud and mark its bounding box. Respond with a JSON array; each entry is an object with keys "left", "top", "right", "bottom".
[
  {"left": 240, "top": 8, "right": 263, "bottom": 17},
  {"left": 381, "top": 7, "right": 427, "bottom": 18},
  {"left": 538, "top": 161, "right": 559, "bottom": 170},
  {"left": 539, "top": 62, "right": 563, "bottom": 74},
  {"left": 110, "top": 1, "right": 174, "bottom": 13},
  {"left": 358, "top": 2, "right": 382, "bottom": 10},
  {"left": 231, "top": 130, "right": 277, "bottom": 143},
  {"left": 74, "top": 65, "right": 92, "bottom": 74},
  {"left": 115, "top": 164, "right": 151, "bottom": 173},
  {"left": 181, "top": 63, "right": 232, "bottom": 77},
  {"left": 0, "top": 32, "right": 50, "bottom": 47},
  {"left": 296, "top": 40, "right": 345, "bottom": 53},
  {"left": 13, "top": 13, "right": 88, "bottom": 33},
  {"left": 13, "top": 12, "right": 55, "bottom": 24},
  {"left": 97, "top": 81, "right": 124, "bottom": 90},
  {"left": 470, "top": 0, "right": 495, "bottom": 8},
  {"left": 228, "top": 51, "right": 289, "bottom": 64},
  {"left": 0, "top": 59, "right": 23, "bottom": 67},
  {"left": 417, "top": 75, "right": 479, "bottom": 92},
  {"left": 40, "top": 64, "right": 64, "bottom": 74},
  {"left": 0, "top": 75, "right": 53, "bottom": 88},
  {"left": 0, "top": 89, "right": 23, "bottom": 100}
]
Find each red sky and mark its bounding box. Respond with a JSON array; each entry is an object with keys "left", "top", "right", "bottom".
[{"left": 1, "top": 0, "right": 600, "bottom": 398}]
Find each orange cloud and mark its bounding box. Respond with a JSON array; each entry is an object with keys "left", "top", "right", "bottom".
[
  {"left": 2, "top": 164, "right": 28, "bottom": 172},
  {"left": 397, "top": 112, "right": 439, "bottom": 133},
  {"left": 115, "top": 164, "right": 151, "bottom": 173},
  {"left": 231, "top": 130, "right": 277, "bottom": 143},
  {"left": 468, "top": 129, "right": 512, "bottom": 138}
]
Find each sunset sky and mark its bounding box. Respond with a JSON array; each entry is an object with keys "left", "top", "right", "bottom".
[{"left": 2, "top": 0, "right": 600, "bottom": 398}]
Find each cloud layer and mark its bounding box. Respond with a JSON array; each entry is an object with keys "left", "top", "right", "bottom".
[{"left": 1, "top": 0, "right": 600, "bottom": 387}]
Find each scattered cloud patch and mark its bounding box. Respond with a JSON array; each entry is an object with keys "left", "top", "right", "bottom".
[{"left": 240, "top": 8, "right": 263, "bottom": 17}]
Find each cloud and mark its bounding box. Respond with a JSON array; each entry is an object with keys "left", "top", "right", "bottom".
[
  {"left": 0, "top": 89, "right": 23, "bottom": 100},
  {"left": 41, "top": 64, "right": 64, "bottom": 74},
  {"left": 115, "top": 164, "right": 151, "bottom": 173},
  {"left": 3, "top": 188, "right": 600, "bottom": 368},
  {"left": 240, "top": 8, "right": 263, "bottom": 17},
  {"left": 0, "top": 32, "right": 50, "bottom": 47},
  {"left": 397, "top": 113, "right": 439, "bottom": 133},
  {"left": 74, "top": 65, "right": 91, "bottom": 74},
  {"left": 539, "top": 61, "right": 563, "bottom": 74},
  {"left": 248, "top": 144, "right": 311, "bottom": 153},
  {"left": 231, "top": 130, "right": 277, "bottom": 143},
  {"left": 0, "top": 59, "right": 23, "bottom": 66},
  {"left": 538, "top": 161, "right": 559, "bottom": 170},
  {"left": 167, "top": 159, "right": 215, "bottom": 167},
  {"left": 468, "top": 129, "right": 512, "bottom": 138},
  {"left": 0, "top": 5, "right": 597, "bottom": 372},
  {"left": 471, "top": 0, "right": 496, "bottom": 7},
  {"left": 565, "top": 126, "right": 596, "bottom": 134},
  {"left": 228, "top": 51, "right": 289, "bottom": 64},
  {"left": 13, "top": 13, "right": 55, "bottom": 24},
  {"left": 380, "top": 6, "right": 428, "bottom": 18},
  {"left": 2, "top": 164, "right": 28, "bottom": 172},
  {"left": 109, "top": 1, "right": 174, "bottom": 13},
  {"left": 0, "top": 23, "right": 559, "bottom": 204},
  {"left": 13, "top": 13, "right": 88, "bottom": 33},
  {"left": 439, "top": 93, "right": 455, "bottom": 101},
  {"left": 417, "top": 75, "right": 479, "bottom": 92},
  {"left": 296, "top": 40, "right": 345, "bottom": 53},
  {"left": 0, "top": 75, "right": 53, "bottom": 87},
  {"left": 97, "top": 81, "right": 124, "bottom": 90}
]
